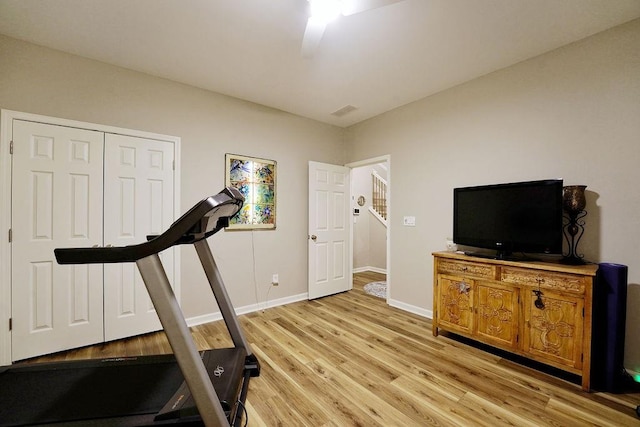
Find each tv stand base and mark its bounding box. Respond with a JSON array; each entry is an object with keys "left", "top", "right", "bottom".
[{"left": 432, "top": 251, "right": 597, "bottom": 391}]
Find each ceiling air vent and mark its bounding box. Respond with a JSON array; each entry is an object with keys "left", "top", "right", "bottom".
[{"left": 331, "top": 105, "right": 358, "bottom": 117}]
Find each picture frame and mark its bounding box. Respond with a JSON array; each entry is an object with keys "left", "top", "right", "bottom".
[{"left": 225, "top": 153, "right": 276, "bottom": 230}]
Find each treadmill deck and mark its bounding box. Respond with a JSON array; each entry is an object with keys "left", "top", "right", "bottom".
[{"left": 0, "top": 348, "right": 246, "bottom": 427}]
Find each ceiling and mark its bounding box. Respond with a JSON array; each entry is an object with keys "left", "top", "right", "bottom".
[{"left": 1, "top": 0, "right": 639, "bottom": 127}]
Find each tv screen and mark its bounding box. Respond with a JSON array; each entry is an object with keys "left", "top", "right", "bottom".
[{"left": 453, "top": 179, "right": 563, "bottom": 258}]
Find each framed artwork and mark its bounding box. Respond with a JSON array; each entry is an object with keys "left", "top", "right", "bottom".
[{"left": 225, "top": 153, "right": 276, "bottom": 229}]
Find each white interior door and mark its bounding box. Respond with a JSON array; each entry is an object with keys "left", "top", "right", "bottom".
[
  {"left": 103, "top": 134, "right": 175, "bottom": 341},
  {"left": 11, "top": 120, "right": 104, "bottom": 360},
  {"left": 308, "top": 161, "right": 351, "bottom": 299}
]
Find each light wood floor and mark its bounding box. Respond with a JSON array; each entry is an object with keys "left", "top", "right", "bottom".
[{"left": 26, "top": 271, "right": 640, "bottom": 426}]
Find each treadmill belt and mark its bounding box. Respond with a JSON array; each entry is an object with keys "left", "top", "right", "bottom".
[{"left": 0, "top": 355, "right": 183, "bottom": 426}]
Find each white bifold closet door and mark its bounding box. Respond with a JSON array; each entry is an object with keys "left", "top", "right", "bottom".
[{"left": 11, "top": 121, "right": 175, "bottom": 360}]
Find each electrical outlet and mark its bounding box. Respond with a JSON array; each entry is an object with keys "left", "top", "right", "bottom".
[{"left": 272, "top": 274, "right": 279, "bottom": 286}]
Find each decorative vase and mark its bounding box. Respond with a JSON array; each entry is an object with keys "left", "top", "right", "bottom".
[{"left": 562, "top": 185, "right": 587, "bottom": 265}]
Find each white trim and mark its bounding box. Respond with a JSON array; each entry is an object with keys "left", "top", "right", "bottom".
[
  {"left": 0, "top": 109, "right": 181, "bottom": 365},
  {"left": 186, "top": 292, "right": 308, "bottom": 328},
  {"left": 0, "top": 112, "right": 13, "bottom": 365},
  {"left": 347, "top": 155, "right": 389, "bottom": 169},
  {"left": 353, "top": 266, "right": 387, "bottom": 274},
  {"left": 371, "top": 169, "right": 387, "bottom": 186},
  {"left": 1, "top": 109, "right": 181, "bottom": 142},
  {"left": 368, "top": 206, "right": 387, "bottom": 226},
  {"left": 186, "top": 291, "right": 430, "bottom": 332},
  {"left": 346, "top": 155, "right": 391, "bottom": 304},
  {"left": 388, "top": 299, "right": 432, "bottom": 319}
]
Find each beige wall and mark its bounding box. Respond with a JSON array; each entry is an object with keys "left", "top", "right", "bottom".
[
  {"left": 346, "top": 19, "right": 640, "bottom": 370},
  {"left": 0, "top": 34, "right": 345, "bottom": 319}
]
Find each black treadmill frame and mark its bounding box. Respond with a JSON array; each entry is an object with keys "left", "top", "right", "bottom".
[{"left": 2, "top": 187, "right": 259, "bottom": 427}]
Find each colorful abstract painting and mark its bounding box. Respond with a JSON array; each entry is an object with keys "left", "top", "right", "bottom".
[{"left": 225, "top": 154, "right": 276, "bottom": 229}]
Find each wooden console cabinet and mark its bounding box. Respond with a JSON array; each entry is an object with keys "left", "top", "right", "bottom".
[{"left": 432, "top": 251, "right": 598, "bottom": 391}]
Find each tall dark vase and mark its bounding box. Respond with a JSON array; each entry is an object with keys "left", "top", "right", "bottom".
[{"left": 562, "top": 185, "right": 587, "bottom": 265}]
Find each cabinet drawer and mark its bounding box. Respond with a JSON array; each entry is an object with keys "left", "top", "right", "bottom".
[
  {"left": 437, "top": 259, "right": 496, "bottom": 279},
  {"left": 501, "top": 267, "right": 587, "bottom": 295}
]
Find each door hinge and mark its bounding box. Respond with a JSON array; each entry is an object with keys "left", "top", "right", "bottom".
[
  {"left": 172, "top": 160, "right": 175, "bottom": 170},
  {"left": 9, "top": 140, "right": 13, "bottom": 155},
  {"left": 9, "top": 318, "right": 12, "bottom": 331},
  {"left": 8, "top": 228, "right": 11, "bottom": 243}
]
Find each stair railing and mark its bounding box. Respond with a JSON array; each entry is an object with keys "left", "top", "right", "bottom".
[{"left": 370, "top": 170, "right": 387, "bottom": 226}]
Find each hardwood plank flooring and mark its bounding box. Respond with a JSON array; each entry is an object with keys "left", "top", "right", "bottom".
[{"left": 24, "top": 271, "right": 640, "bottom": 426}]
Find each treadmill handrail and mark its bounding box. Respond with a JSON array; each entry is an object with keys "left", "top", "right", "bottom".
[{"left": 55, "top": 187, "right": 244, "bottom": 265}]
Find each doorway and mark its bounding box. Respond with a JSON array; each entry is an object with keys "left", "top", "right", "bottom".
[{"left": 347, "top": 156, "right": 390, "bottom": 300}]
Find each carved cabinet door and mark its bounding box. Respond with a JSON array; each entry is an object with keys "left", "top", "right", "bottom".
[
  {"left": 437, "top": 276, "right": 474, "bottom": 335},
  {"left": 523, "top": 289, "right": 584, "bottom": 369},
  {"left": 475, "top": 281, "right": 519, "bottom": 349}
]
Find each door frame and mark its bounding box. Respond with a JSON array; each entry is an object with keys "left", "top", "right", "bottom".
[
  {"left": 0, "top": 109, "right": 182, "bottom": 365},
  {"left": 346, "top": 155, "right": 391, "bottom": 301}
]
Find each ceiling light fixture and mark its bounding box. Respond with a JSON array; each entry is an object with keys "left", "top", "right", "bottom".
[
  {"left": 308, "top": 0, "right": 343, "bottom": 24},
  {"left": 301, "top": 0, "right": 405, "bottom": 58}
]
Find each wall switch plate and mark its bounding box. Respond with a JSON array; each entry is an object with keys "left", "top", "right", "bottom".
[
  {"left": 272, "top": 274, "right": 279, "bottom": 285},
  {"left": 403, "top": 216, "right": 416, "bottom": 226}
]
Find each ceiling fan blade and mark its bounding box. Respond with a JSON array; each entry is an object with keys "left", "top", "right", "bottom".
[
  {"left": 301, "top": 17, "right": 327, "bottom": 58},
  {"left": 341, "top": 0, "right": 404, "bottom": 16}
]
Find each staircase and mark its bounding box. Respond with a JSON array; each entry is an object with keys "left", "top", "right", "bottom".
[{"left": 371, "top": 170, "right": 387, "bottom": 225}]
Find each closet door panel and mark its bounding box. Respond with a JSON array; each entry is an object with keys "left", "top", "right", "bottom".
[
  {"left": 103, "top": 134, "right": 175, "bottom": 341},
  {"left": 11, "top": 120, "right": 104, "bottom": 360}
]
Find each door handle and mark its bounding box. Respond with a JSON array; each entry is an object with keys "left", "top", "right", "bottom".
[{"left": 309, "top": 234, "right": 317, "bottom": 241}]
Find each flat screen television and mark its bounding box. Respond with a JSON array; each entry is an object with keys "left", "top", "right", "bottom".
[{"left": 453, "top": 179, "right": 563, "bottom": 259}]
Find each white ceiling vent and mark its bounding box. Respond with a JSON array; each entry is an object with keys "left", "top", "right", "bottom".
[{"left": 331, "top": 105, "right": 358, "bottom": 117}]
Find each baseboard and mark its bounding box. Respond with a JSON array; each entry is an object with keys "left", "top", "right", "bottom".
[
  {"left": 186, "top": 290, "right": 430, "bottom": 331},
  {"left": 388, "top": 299, "right": 432, "bottom": 319},
  {"left": 353, "top": 266, "right": 387, "bottom": 274},
  {"left": 187, "top": 292, "right": 309, "bottom": 327}
]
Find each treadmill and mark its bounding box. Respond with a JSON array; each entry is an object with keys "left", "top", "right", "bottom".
[{"left": 0, "top": 187, "right": 260, "bottom": 426}]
